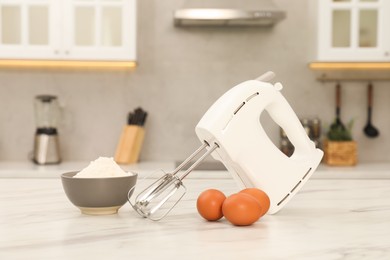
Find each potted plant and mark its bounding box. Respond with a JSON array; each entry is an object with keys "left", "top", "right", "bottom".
[{"left": 324, "top": 119, "right": 357, "bottom": 166}]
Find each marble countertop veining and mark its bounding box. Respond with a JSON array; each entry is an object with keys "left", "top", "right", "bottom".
[{"left": 1, "top": 175, "right": 390, "bottom": 259}]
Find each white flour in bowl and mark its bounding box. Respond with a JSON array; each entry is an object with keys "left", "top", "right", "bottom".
[{"left": 74, "top": 157, "right": 131, "bottom": 178}]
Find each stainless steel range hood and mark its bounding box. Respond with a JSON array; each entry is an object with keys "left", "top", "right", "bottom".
[{"left": 174, "top": 0, "right": 286, "bottom": 27}]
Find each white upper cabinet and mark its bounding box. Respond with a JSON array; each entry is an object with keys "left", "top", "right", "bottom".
[
  {"left": 318, "top": 0, "right": 390, "bottom": 61},
  {"left": 0, "top": 0, "right": 136, "bottom": 61},
  {"left": 0, "top": 0, "right": 57, "bottom": 59}
]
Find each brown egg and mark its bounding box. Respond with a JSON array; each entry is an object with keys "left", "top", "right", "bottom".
[
  {"left": 196, "top": 189, "right": 226, "bottom": 221},
  {"left": 222, "top": 193, "right": 262, "bottom": 226},
  {"left": 240, "top": 188, "right": 270, "bottom": 217}
]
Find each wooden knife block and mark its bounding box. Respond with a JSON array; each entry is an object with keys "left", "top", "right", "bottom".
[{"left": 114, "top": 125, "right": 145, "bottom": 164}]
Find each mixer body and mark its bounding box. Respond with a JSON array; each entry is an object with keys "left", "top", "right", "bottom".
[{"left": 195, "top": 79, "right": 323, "bottom": 214}]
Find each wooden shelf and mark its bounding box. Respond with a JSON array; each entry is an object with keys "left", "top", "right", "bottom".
[
  {"left": 0, "top": 60, "right": 137, "bottom": 70},
  {"left": 309, "top": 62, "right": 390, "bottom": 81}
]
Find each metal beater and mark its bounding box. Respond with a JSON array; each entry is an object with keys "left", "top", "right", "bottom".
[{"left": 128, "top": 141, "right": 219, "bottom": 221}]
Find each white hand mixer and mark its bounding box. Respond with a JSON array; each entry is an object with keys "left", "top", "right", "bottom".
[{"left": 129, "top": 72, "right": 323, "bottom": 220}]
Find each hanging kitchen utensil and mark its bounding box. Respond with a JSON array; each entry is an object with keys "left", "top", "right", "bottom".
[
  {"left": 334, "top": 83, "right": 345, "bottom": 129},
  {"left": 364, "top": 83, "right": 379, "bottom": 138},
  {"left": 328, "top": 83, "right": 351, "bottom": 141},
  {"left": 129, "top": 71, "right": 323, "bottom": 220}
]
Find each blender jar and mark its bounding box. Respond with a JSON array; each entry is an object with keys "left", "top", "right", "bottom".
[{"left": 33, "top": 95, "right": 61, "bottom": 164}]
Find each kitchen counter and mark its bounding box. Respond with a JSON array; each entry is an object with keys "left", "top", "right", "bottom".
[
  {"left": 1, "top": 174, "right": 390, "bottom": 259},
  {"left": 1, "top": 161, "right": 390, "bottom": 179},
  {"left": 0, "top": 161, "right": 174, "bottom": 178}
]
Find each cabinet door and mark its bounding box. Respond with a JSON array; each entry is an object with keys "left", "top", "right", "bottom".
[
  {"left": 318, "top": 0, "right": 390, "bottom": 61},
  {"left": 0, "top": 0, "right": 59, "bottom": 59},
  {"left": 62, "top": 0, "right": 136, "bottom": 61}
]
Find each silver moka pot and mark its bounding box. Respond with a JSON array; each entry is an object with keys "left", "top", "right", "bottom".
[{"left": 33, "top": 95, "right": 61, "bottom": 165}]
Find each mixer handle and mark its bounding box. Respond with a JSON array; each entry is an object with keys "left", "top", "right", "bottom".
[
  {"left": 256, "top": 71, "right": 275, "bottom": 83},
  {"left": 254, "top": 75, "right": 313, "bottom": 154},
  {"left": 266, "top": 85, "right": 314, "bottom": 155}
]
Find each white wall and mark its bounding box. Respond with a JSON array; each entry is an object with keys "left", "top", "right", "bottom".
[{"left": 0, "top": 0, "right": 389, "bottom": 163}]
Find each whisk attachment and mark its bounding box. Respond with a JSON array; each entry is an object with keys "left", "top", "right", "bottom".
[{"left": 128, "top": 141, "right": 219, "bottom": 220}]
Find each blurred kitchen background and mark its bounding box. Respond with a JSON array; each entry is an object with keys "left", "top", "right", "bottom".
[{"left": 0, "top": 0, "right": 389, "bottom": 163}]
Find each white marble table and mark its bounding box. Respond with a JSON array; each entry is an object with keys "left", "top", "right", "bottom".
[
  {"left": 1, "top": 161, "right": 390, "bottom": 179},
  {"left": 1, "top": 174, "right": 390, "bottom": 259}
]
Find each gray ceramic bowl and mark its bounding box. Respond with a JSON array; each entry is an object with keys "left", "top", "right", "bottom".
[{"left": 61, "top": 171, "right": 137, "bottom": 215}]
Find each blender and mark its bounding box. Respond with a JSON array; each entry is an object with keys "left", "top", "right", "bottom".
[{"left": 33, "top": 95, "right": 61, "bottom": 165}]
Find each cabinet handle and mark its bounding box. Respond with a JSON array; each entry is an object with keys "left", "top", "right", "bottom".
[
  {"left": 65, "top": 50, "right": 70, "bottom": 55},
  {"left": 54, "top": 50, "right": 60, "bottom": 55},
  {"left": 385, "top": 51, "right": 390, "bottom": 57}
]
